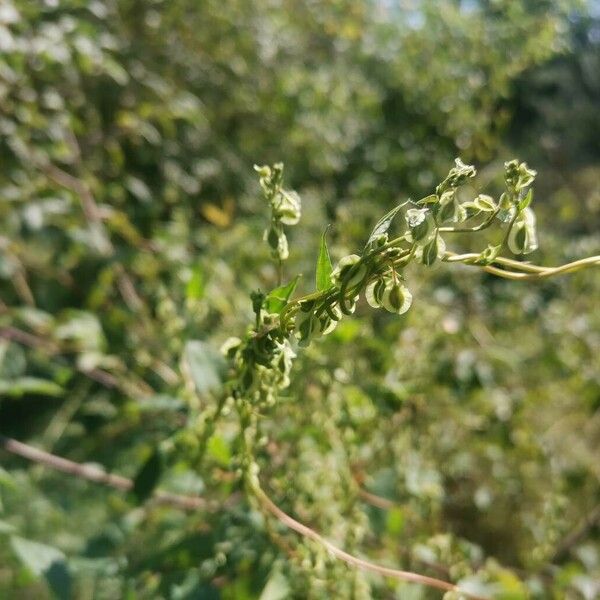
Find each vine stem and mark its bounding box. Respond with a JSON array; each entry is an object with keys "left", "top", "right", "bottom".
[
  {"left": 443, "top": 252, "right": 600, "bottom": 280},
  {"left": 249, "top": 479, "right": 489, "bottom": 600}
]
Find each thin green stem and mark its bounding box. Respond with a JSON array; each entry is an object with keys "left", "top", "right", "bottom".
[{"left": 439, "top": 208, "right": 499, "bottom": 233}]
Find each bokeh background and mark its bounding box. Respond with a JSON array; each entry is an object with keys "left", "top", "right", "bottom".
[{"left": 1, "top": 1, "right": 600, "bottom": 598}]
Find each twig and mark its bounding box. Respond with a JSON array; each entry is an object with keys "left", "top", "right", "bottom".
[
  {"left": 444, "top": 251, "right": 600, "bottom": 281},
  {"left": 250, "top": 480, "right": 489, "bottom": 600},
  {"left": 0, "top": 435, "right": 207, "bottom": 511},
  {"left": 357, "top": 488, "right": 397, "bottom": 511}
]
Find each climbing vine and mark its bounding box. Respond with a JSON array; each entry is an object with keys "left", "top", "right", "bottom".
[{"left": 203, "top": 158, "right": 600, "bottom": 598}]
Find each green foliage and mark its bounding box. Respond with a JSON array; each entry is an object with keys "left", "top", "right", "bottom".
[{"left": 1, "top": 1, "right": 600, "bottom": 599}]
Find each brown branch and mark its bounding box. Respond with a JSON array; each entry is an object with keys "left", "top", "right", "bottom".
[
  {"left": 357, "top": 488, "right": 397, "bottom": 511},
  {"left": 0, "top": 435, "right": 208, "bottom": 511},
  {"left": 250, "top": 480, "right": 489, "bottom": 600}
]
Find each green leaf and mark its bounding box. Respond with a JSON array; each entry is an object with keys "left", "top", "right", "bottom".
[
  {"left": 0, "top": 377, "right": 63, "bottom": 398},
  {"left": 386, "top": 507, "right": 405, "bottom": 536},
  {"left": 518, "top": 188, "right": 533, "bottom": 211},
  {"left": 133, "top": 448, "right": 163, "bottom": 504},
  {"left": 416, "top": 194, "right": 438, "bottom": 206},
  {"left": 186, "top": 265, "right": 204, "bottom": 300},
  {"left": 366, "top": 202, "right": 407, "bottom": 247},
  {"left": 264, "top": 275, "right": 300, "bottom": 313},
  {"left": 207, "top": 435, "right": 231, "bottom": 466},
  {"left": 315, "top": 226, "right": 333, "bottom": 291},
  {"left": 11, "top": 536, "right": 72, "bottom": 600},
  {"left": 183, "top": 340, "right": 227, "bottom": 395},
  {"left": 260, "top": 569, "right": 290, "bottom": 600}
]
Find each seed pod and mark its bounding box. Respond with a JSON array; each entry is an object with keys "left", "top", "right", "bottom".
[
  {"left": 381, "top": 282, "right": 412, "bottom": 314},
  {"left": 276, "top": 232, "right": 289, "bottom": 260},
  {"left": 339, "top": 293, "right": 358, "bottom": 315},
  {"left": 331, "top": 254, "right": 367, "bottom": 289},
  {"left": 508, "top": 208, "right": 538, "bottom": 255},
  {"left": 325, "top": 303, "right": 342, "bottom": 321},
  {"left": 438, "top": 191, "right": 456, "bottom": 223},
  {"left": 295, "top": 310, "right": 320, "bottom": 346},
  {"left": 319, "top": 314, "right": 337, "bottom": 336},
  {"left": 266, "top": 225, "right": 280, "bottom": 250},
  {"left": 473, "top": 194, "right": 496, "bottom": 212},
  {"left": 405, "top": 208, "right": 434, "bottom": 242},
  {"left": 275, "top": 190, "right": 301, "bottom": 225},
  {"left": 370, "top": 233, "right": 388, "bottom": 248},
  {"left": 220, "top": 337, "right": 242, "bottom": 358},
  {"left": 365, "top": 277, "right": 388, "bottom": 308},
  {"left": 420, "top": 235, "right": 446, "bottom": 266}
]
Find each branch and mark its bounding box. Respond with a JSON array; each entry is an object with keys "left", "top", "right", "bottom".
[
  {"left": 0, "top": 435, "right": 208, "bottom": 511},
  {"left": 250, "top": 479, "right": 489, "bottom": 600},
  {"left": 444, "top": 251, "right": 600, "bottom": 280},
  {"left": 357, "top": 488, "right": 397, "bottom": 511}
]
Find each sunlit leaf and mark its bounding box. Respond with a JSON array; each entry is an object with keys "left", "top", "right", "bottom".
[
  {"left": 183, "top": 341, "right": 227, "bottom": 395},
  {"left": 11, "top": 537, "right": 72, "bottom": 600},
  {"left": 265, "top": 275, "right": 300, "bottom": 313},
  {"left": 315, "top": 226, "right": 333, "bottom": 291}
]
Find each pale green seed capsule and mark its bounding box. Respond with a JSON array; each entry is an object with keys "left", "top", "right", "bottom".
[
  {"left": 508, "top": 208, "right": 538, "bottom": 255},
  {"left": 275, "top": 190, "right": 301, "bottom": 225},
  {"left": 365, "top": 277, "right": 388, "bottom": 308},
  {"left": 331, "top": 254, "right": 367, "bottom": 289},
  {"left": 381, "top": 282, "right": 412, "bottom": 314},
  {"left": 421, "top": 235, "right": 446, "bottom": 266},
  {"left": 406, "top": 208, "right": 434, "bottom": 242}
]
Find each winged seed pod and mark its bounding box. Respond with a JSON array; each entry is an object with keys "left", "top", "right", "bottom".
[
  {"left": 381, "top": 281, "right": 412, "bottom": 314},
  {"left": 365, "top": 276, "right": 412, "bottom": 314},
  {"left": 295, "top": 305, "right": 341, "bottom": 346},
  {"left": 274, "top": 190, "right": 301, "bottom": 225},
  {"left": 405, "top": 208, "right": 435, "bottom": 242},
  {"left": 330, "top": 254, "right": 367, "bottom": 289},
  {"left": 420, "top": 234, "right": 446, "bottom": 266},
  {"left": 508, "top": 207, "right": 538, "bottom": 255},
  {"left": 365, "top": 277, "right": 388, "bottom": 308},
  {"left": 437, "top": 190, "right": 466, "bottom": 224},
  {"left": 295, "top": 310, "right": 320, "bottom": 346}
]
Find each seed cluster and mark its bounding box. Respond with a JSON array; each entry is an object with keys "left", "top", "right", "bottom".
[{"left": 224, "top": 157, "right": 539, "bottom": 421}]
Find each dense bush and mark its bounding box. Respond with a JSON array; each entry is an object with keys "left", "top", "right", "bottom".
[{"left": 1, "top": 1, "right": 599, "bottom": 598}]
